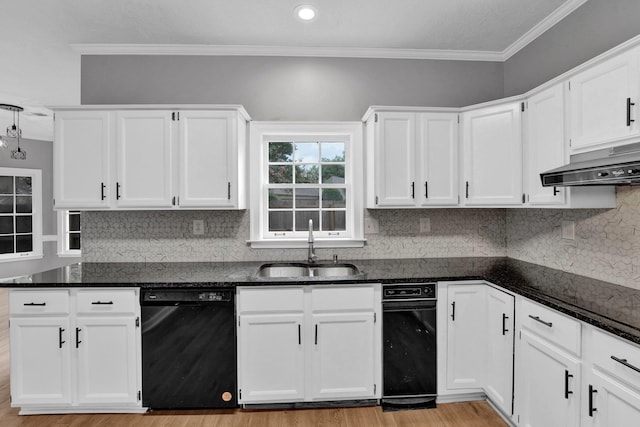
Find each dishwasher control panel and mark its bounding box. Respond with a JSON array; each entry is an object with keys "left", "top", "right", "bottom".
[
  {"left": 142, "top": 289, "right": 233, "bottom": 303},
  {"left": 383, "top": 283, "right": 437, "bottom": 301}
]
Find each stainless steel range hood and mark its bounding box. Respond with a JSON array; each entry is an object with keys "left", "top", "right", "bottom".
[{"left": 540, "top": 146, "right": 640, "bottom": 187}]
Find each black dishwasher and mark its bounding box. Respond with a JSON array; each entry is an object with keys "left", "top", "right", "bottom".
[{"left": 141, "top": 289, "right": 237, "bottom": 409}]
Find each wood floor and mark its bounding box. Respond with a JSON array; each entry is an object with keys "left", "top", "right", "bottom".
[{"left": 0, "top": 288, "right": 507, "bottom": 426}]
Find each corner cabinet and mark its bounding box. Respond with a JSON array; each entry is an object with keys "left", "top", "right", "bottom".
[
  {"left": 52, "top": 105, "right": 249, "bottom": 210},
  {"left": 9, "top": 288, "right": 143, "bottom": 415},
  {"left": 461, "top": 101, "right": 523, "bottom": 206},
  {"left": 364, "top": 108, "right": 459, "bottom": 208},
  {"left": 236, "top": 284, "right": 381, "bottom": 405}
]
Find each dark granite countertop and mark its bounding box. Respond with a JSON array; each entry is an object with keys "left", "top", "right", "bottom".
[{"left": 3, "top": 257, "right": 640, "bottom": 346}]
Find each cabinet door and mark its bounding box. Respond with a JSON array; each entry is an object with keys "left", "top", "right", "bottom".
[
  {"left": 569, "top": 47, "right": 640, "bottom": 152},
  {"left": 373, "top": 112, "right": 416, "bottom": 207},
  {"left": 54, "top": 111, "right": 111, "bottom": 208},
  {"left": 417, "top": 113, "right": 459, "bottom": 206},
  {"left": 462, "top": 103, "right": 522, "bottom": 205},
  {"left": 238, "top": 314, "right": 305, "bottom": 403},
  {"left": 75, "top": 317, "right": 139, "bottom": 405},
  {"left": 582, "top": 369, "right": 640, "bottom": 427},
  {"left": 179, "top": 110, "right": 238, "bottom": 208},
  {"left": 526, "top": 84, "right": 566, "bottom": 206},
  {"left": 516, "top": 329, "right": 580, "bottom": 427},
  {"left": 485, "top": 287, "right": 515, "bottom": 415},
  {"left": 310, "top": 312, "right": 376, "bottom": 400},
  {"left": 116, "top": 110, "right": 173, "bottom": 208},
  {"left": 9, "top": 317, "right": 72, "bottom": 406},
  {"left": 446, "top": 284, "right": 486, "bottom": 390}
]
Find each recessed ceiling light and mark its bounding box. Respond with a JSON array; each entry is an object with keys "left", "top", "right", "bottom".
[{"left": 295, "top": 5, "right": 317, "bottom": 22}]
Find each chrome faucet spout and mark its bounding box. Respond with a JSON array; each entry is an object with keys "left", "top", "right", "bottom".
[{"left": 308, "top": 219, "right": 317, "bottom": 264}]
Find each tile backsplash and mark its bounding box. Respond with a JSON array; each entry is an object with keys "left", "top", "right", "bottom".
[
  {"left": 507, "top": 187, "right": 640, "bottom": 290},
  {"left": 82, "top": 208, "right": 507, "bottom": 263}
]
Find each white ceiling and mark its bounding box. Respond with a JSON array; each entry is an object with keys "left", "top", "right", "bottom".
[{"left": 0, "top": 0, "right": 588, "bottom": 141}]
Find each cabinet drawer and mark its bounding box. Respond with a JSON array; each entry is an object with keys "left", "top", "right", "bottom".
[
  {"left": 76, "top": 289, "right": 137, "bottom": 315},
  {"left": 237, "top": 287, "right": 304, "bottom": 314},
  {"left": 519, "top": 298, "right": 581, "bottom": 356},
  {"left": 311, "top": 285, "right": 377, "bottom": 312},
  {"left": 9, "top": 290, "right": 70, "bottom": 315},
  {"left": 589, "top": 328, "right": 640, "bottom": 389}
]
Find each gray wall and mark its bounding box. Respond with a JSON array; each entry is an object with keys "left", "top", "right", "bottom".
[
  {"left": 0, "top": 139, "right": 80, "bottom": 280},
  {"left": 81, "top": 55, "right": 504, "bottom": 119},
  {"left": 504, "top": 0, "right": 640, "bottom": 96}
]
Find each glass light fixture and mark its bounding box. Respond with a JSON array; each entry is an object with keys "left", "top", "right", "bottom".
[
  {"left": 0, "top": 103, "right": 26, "bottom": 160},
  {"left": 295, "top": 5, "right": 317, "bottom": 21}
]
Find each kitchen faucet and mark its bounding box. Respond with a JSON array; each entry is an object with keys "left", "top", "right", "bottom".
[{"left": 308, "top": 219, "right": 317, "bottom": 264}]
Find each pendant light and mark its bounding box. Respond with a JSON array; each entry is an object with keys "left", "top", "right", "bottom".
[{"left": 0, "top": 103, "right": 26, "bottom": 160}]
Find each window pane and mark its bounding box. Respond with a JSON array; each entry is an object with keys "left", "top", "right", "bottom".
[
  {"left": 69, "top": 213, "right": 81, "bottom": 232},
  {"left": 0, "top": 176, "right": 13, "bottom": 194},
  {"left": 321, "top": 164, "right": 345, "bottom": 183},
  {"left": 268, "top": 211, "right": 293, "bottom": 232},
  {"left": 295, "top": 165, "right": 319, "bottom": 184},
  {"left": 321, "top": 143, "right": 345, "bottom": 162},
  {"left": 69, "top": 233, "right": 81, "bottom": 250},
  {"left": 0, "top": 236, "right": 14, "bottom": 254},
  {"left": 323, "top": 211, "right": 346, "bottom": 231},
  {"left": 322, "top": 189, "right": 346, "bottom": 208},
  {"left": 295, "top": 211, "right": 319, "bottom": 231},
  {"left": 15, "top": 176, "right": 32, "bottom": 195},
  {"left": 294, "top": 142, "right": 319, "bottom": 163},
  {"left": 16, "top": 216, "right": 32, "bottom": 233},
  {"left": 269, "top": 189, "right": 293, "bottom": 209},
  {"left": 0, "top": 217, "right": 13, "bottom": 234},
  {"left": 269, "top": 165, "right": 293, "bottom": 184},
  {"left": 295, "top": 188, "right": 319, "bottom": 208},
  {"left": 16, "top": 196, "right": 32, "bottom": 213},
  {"left": 16, "top": 234, "right": 32, "bottom": 253},
  {"left": 269, "top": 142, "right": 293, "bottom": 162},
  {"left": 0, "top": 196, "right": 13, "bottom": 213}
]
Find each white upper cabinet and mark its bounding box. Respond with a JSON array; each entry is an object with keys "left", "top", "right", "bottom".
[
  {"left": 462, "top": 101, "right": 523, "bottom": 206},
  {"left": 525, "top": 84, "right": 567, "bottom": 206},
  {"left": 365, "top": 109, "right": 458, "bottom": 208},
  {"left": 116, "top": 110, "right": 174, "bottom": 208},
  {"left": 418, "top": 113, "right": 459, "bottom": 206},
  {"left": 53, "top": 111, "right": 111, "bottom": 209},
  {"left": 568, "top": 46, "right": 640, "bottom": 153},
  {"left": 179, "top": 110, "right": 246, "bottom": 208},
  {"left": 53, "top": 106, "right": 249, "bottom": 210}
]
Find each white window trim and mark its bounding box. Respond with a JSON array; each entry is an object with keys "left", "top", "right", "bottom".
[
  {"left": 0, "top": 167, "right": 43, "bottom": 262},
  {"left": 249, "top": 122, "right": 365, "bottom": 248},
  {"left": 57, "top": 210, "right": 81, "bottom": 257}
]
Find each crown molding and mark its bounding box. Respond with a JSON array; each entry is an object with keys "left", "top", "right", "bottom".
[
  {"left": 502, "top": 0, "right": 590, "bottom": 60},
  {"left": 70, "top": 0, "right": 590, "bottom": 63},
  {"left": 71, "top": 43, "right": 505, "bottom": 61}
]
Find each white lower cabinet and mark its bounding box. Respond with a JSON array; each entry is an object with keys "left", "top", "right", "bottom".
[
  {"left": 516, "top": 329, "right": 581, "bottom": 427},
  {"left": 440, "top": 282, "right": 515, "bottom": 416},
  {"left": 237, "top": 284, "right": 381, "bottom": 405},
  {"left": 9, "top": 288, "right": 142, "bottom": 414}
]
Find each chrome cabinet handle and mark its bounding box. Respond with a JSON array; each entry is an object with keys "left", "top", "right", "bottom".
[
  {"left": 611, "top": 355, "right": 640, "bottom": 373},
  {"left": 528, "top": 315, "right": 553, "bottom": 328}
]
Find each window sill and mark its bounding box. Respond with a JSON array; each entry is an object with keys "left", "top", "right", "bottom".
[
  {"left": 248, "top": 238, "right": 366, "bottom": 249},
  {"left": 0, "top": 253, "right": 44, "bottom": 263}
]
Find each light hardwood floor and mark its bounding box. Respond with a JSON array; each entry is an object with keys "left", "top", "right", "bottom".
[{"left": 0, "top": 288, "right": 507, "bottom": 426}]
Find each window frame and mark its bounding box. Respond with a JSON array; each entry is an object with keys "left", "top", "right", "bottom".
[
  {"left": 249, "top": 122, "right": 364, "bottom": 248},
  {"left": 0, "top": 167, "right": 43, "bottom": 262},
  {"left": 57, "top": 209, "right": 81, "bottom": 257}
]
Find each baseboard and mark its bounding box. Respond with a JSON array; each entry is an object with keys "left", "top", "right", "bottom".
[
  {"left": 242, "top": 399, "right": 378, "bottom": 410},
  {"left": 18, "top": 406, "right": 148, "bottom": 415}
]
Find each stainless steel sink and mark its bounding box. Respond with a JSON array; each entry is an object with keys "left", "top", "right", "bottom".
[{"left": 256, "top": 262, "right": 361, "bottom": 279}]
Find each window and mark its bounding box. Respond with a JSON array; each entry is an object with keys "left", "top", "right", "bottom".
[
  {"left": 0, "top": 168, "right": 42, "bottom": 261},
  {"left": 249, "top": 122, "right": 364, "bottom": 248},
  {"left": 57, "top": 210, "right": 81, "bottom": 256}
]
